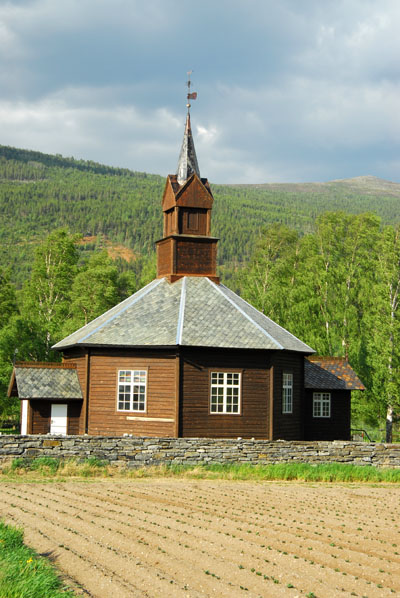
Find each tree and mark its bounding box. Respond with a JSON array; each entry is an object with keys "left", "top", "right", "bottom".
[
  {"left": 238, "top": 223, "right": 300, "bottom": 323},
  {"left": 365, "top": 225, "right": 400, "bottom": 442},
  {"left": 21, "top": 229, "right": 79, "bottom": 355},
  {"left": 0, "top": 269, "right": 17, "bottom": 328},
  {"left": 0, "top": 316, "right": 52, "bottom": 421},
  {"left": 64, "top": 251, "right": 121, "bottom": 335}
]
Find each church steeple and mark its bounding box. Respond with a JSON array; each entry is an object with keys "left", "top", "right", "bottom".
[
  {"left": 176, "top": 113, "right": 200, "bottom": 185},
  {"left": 155, "top": 75, "right": 219, "bottom": 284}
]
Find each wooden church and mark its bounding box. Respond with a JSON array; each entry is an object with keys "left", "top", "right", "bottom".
[{"left": 8, "top": 94, "right": 364, "bottom": 439}]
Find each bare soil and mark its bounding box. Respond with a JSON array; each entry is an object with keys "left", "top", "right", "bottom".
[{"left": 0, "top": 479, "right": 399, "bottom": 598}]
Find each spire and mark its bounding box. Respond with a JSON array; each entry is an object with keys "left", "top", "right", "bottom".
[{"left": 176, "top": 71, "right": 200, "bottom": 185}]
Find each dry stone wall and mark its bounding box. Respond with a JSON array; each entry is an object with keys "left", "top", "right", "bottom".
[{"left": 0, "top": 436, "right": 399, "bottom": 468}]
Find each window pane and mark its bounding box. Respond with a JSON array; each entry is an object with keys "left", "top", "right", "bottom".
[
  {"left": 117, "top": 369, "right": 147, "bottom": 412},
  {"left": 210, "top": 372, "right": 240, "bottom": 414}
]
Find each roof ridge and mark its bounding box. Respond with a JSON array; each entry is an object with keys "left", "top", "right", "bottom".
[
  {"left": 176, "top": 276, "right": 186, "bottom": 345},
  {"left": 14, "top": 361, "right": 76, "bottom": 369},
  {"left": 206, "top": 278, "right": 284, "bottom": 349},
  {"left": 219, "top": 283, "right": 315, "bottom": 353}
]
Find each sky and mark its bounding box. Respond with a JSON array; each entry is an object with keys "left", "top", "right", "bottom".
[{"left": 0, "top": 0, "right": 399, "bottom": 184}]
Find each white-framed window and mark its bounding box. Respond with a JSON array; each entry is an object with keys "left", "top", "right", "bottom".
[
  {"left": 313, "top": 392, "right": 331, "bottom": 418},
  {"left": 282, "top": 372, "right": 293, "bottom": 414},
  {"left": 210, "top": 372, "right": 241, "bottom": 414},
  {"left": 117, "top": 370, "right": 147, "bottom": 412}
]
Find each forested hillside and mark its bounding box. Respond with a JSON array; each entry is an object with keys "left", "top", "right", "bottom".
[
  {"left": 1, "top": 145, "right": 400, "bottom": 439},
  {"left": 1, "top": 144, "right": 399, "bottom": 286}
]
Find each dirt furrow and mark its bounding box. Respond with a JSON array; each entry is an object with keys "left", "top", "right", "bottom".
[{"left": 1, "top": 480, "right": 399, "bottom": 598}]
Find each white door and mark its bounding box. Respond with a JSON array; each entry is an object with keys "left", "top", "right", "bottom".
[{"left": 50, "top": 404, "right": 68, "bottom": 435}]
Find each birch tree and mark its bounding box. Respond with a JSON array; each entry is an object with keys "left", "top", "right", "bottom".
[
  {"left": 366, "top": 225, "right": 400, "bottom": 442},
  {"left": 21, "top": 229, "right": 79, "bottom": 355}
]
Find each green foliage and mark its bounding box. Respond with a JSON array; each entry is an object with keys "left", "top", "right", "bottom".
[
  {"left": 1, "top": 145, "right": 400, "bottom": 289},
  {"left": 0, "top": 270, "right": 17, "bottom": 328},
  {"left": 237, "top": 213, "right": 400, "bottom": 436},
  {"left": 0, "top": 520, "right": 76, "bottom": 597}
]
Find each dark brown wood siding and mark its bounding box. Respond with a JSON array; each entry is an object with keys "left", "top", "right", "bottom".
[
  {"left": 304, "top": 389, "right": 351, "bottom": 440},
  {"left": 180, "top": 348, "right": 271, "bottom": 439},
  {"left": 67, "top": 403, "right": 82, "bottom": 435},
  {"left": 29, "top": 401, "right": 82, "bottom": 435},
  {"left": 176, "top": 238, "right": 217, "bottom": 275},
  {"left": 179, "top": 208, "right": 208, "bottom": 235},
  {"left": 30, "top": 400, "right": 50, "bottom": 434},
  {"left": 156, "top": 238, "right": 173, "bottom": 277},
  {"left": 87, "top": 349, "right": 177, "bottom": 437},
  {"left": 272, "top": 352, "right": 305, "bottom": 440}
]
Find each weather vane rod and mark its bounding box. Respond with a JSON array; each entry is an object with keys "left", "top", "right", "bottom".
[{"left": 186, "top": 70, "right": 197, "bottom": 113}]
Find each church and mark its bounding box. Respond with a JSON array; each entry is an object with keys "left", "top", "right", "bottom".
[{"left": 8, "top": 93, "right": 364, "bottom": 439}]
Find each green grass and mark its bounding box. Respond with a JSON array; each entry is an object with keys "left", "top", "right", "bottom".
[
  {"left": 2, "top": 457, "right": 400, "bottom": 483},
  {"left": 161, "top": 462, "right": 400, "bottom": 483},
  {"left": 0, "top": 520, "right": 76, "bottom": 597}
]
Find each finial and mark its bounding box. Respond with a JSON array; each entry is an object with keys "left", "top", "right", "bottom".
[{"left": 186, "top": 70, "right": 197, "bottom": 113}]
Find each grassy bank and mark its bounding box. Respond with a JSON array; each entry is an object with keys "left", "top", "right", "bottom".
[
  {"left": 0, "top": 520, "right": 76, "bottom": 597},
  {"left": 1, "top": 456, "right": 400, "bottom": 482}
]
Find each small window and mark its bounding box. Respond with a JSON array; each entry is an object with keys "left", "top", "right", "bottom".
[
  {"left": 117, "top": 370, "right": 147, "bottom": 412},
  {"left": 282, "top": 372, "right": 293, "bottom": 414},
  {"left": 210, "top": 372, "right": 241, "bottom": 414},
  {"left": 313, "top": 392, "right": 331, "bottom": 418},
  {"left": 187, "top": 211, "right": 199, "bottom": 231}
]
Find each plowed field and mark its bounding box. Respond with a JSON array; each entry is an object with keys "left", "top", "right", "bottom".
[{"left": 0, "top": 479, "right": 399, "bottom": 597}]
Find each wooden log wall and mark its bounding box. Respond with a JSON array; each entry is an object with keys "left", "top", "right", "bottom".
[
  {"left": 272, "top": 352, "right": 305, "bottom": 440},
  {"left": 180, "top": 348, "right": 271, "bottom": 439}
]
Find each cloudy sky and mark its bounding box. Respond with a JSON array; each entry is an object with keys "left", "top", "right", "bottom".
[{"left": 0, "top": 0, "right": 398, "bottom": 183}]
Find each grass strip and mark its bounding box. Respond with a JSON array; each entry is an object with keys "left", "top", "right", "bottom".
[
  {"left": 0, "top": 520, "right": 76, "bottom": 598},
  {"left": 1, "top": 457, "right": 400, "bottom": 482}
]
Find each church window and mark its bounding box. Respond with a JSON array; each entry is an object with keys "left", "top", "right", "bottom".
[
  {"left": 117, "top": 370, "right": 147, "bottom": 412},
  {"left": 210, "top": 372, "right": 241, "bottom": 414},
  {"left": 313, "top": 392, "right": 331, "bottom": 417},
  {"left": 282, "top": 372, "right": 293, "bottom": 413}
]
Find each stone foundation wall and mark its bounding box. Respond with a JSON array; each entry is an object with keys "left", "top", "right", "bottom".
[{"left": 0, "top": 436, "right": 399, "bottom": 468}]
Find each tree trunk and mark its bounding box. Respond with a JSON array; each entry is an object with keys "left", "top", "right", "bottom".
[{"left": 386, "top": 405, "right": 393, "bottom": 443}]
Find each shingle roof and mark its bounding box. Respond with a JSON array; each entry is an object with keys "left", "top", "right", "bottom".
[
  {"left": 53, "top": 276, "right": 314, "bottom": 353},
  {"left": 177, "top": 113, "right": 200, "bottom": 185},
  {"left": 305, "top": 357, "right": 365, "bottom": 390},
  {"left": 12, "top": 365, "right": 83, "bottom": 399}
]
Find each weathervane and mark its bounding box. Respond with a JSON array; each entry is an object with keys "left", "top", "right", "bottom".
[{"left": 186, "top": 70, "right": 197, "bottom": 113}]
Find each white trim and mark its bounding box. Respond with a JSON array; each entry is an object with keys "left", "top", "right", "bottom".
[
  {"left": 176, "top": 276, "right": 187, "bottom": 345},
  {"left": 21, "top": 400, "right": 28, "bottom": 435},
  {"left": 210, "top": 371, "right": 241, "bottom": 414},
  {"left": 117, "top": 369, "right": 147, "bottom": 412},
  {"left": 126, "top": 416, "right": 175, "bottom": 422},
  {"left": 220, "top": 281, "right": 314, "bottom": 353},
  {"left": 206, "top": 278, "right": 284, "bottom": 349}
]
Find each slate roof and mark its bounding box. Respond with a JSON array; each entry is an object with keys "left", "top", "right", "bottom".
[
  {"left": 53, "top": 276, "right": 314, "bottom": 353},
  {"left": 11, "top": 365, "right": 83, "bottom": 399},
  {"left": 305, "top": 357, "right": 365, "bottom": 390}
]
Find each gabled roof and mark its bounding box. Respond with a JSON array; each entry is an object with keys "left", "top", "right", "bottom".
[
  {"left": 8, "top": 363, "right": 83, "bottom": 400},
  {"left": 305, "top": 357, "right": 365, "bottom": 390},
  {"left": 53, "top": 276, "right": 314, "bottom": 353}
]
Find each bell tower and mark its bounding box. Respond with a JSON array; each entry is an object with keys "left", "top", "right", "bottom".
[{"left": 156, "top": 75, "right": 219, "bottom": 283}]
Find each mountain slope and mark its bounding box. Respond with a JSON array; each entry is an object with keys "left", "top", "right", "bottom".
[{"left": 1, "top": 145, "right": 399, "bottom": 285}]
